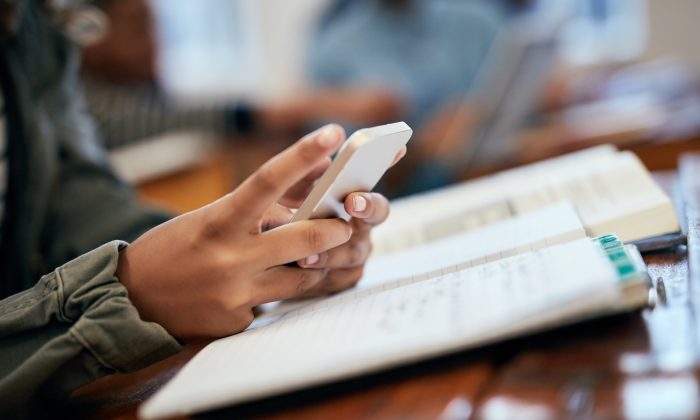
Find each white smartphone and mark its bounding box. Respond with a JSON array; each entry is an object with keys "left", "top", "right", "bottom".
[{"left": 291, "top": 121, "right": 413, "bottom": 222}]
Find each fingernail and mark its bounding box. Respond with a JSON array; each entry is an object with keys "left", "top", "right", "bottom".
[
  {"left": 353, "top": 195, "right": 367, "bottom": 213},
  {"left": 317, "top": 125, "right": 340, "bottom": 147},
  {"left": 305, "top": 254, "right": 320, "bottom": 265}
]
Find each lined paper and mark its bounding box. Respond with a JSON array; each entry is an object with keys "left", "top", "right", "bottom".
[
  {"left": 255, "top": 202, "right": 585, "bottom": 325},
  {"left": 372, "top": 149, "right": 677, "bottom": 255},
  {"left": 371, "top": 145, "right": 618, "bottom": 254},
  {"left": 141, "top": 238, "right": 619, "bottom": 419}
]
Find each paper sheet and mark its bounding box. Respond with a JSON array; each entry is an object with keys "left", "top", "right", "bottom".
[
  {"left": 373, "top": 150, "right": 677, "bottom": 254},
  {"left": 140, "top": 239, "right": 619, "bottom": 419},
  {"left": 256, "top": 202, "right": 585, "bottom": 324}
]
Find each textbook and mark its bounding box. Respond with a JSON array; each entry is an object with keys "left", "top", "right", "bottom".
[
  {"left": 256, "top": 202, "right": 587, "bottom": 322},
  {"left": 370, "top": 145, "right": 681, "bottom": 255},
  {"left": 141, "top": 209, "right": 652, "bottom": 418}
]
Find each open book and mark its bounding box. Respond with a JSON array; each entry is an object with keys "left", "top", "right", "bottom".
[
  {"left": 141, "top": 231, "right": 649, "bottom": 419},
  {"left": 140, "top": 147, "right": 666, "bottom": 419},
  {"left": 371, "top": 145, "right": 680, "bottom": 255}
]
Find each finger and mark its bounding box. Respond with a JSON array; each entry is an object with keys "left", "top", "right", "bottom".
[
  {"left": 390, "top": 146, "right": 407, "bottom": 167},
  {"left": 278, "top": 157, "right": 332, "bottom": 208},
  {"left": 296, "top": 251, "right": 329, "bottom": 269},
  {"left": 228, "top": 124, "right": 345, "bottom": 226},
  {"left": 253, "top": 266, "right": 327, "bottom": 304},
  {"left": 301, "top": 266, "right": 365, "bottom": 297},
  {"left": 343, "top": 192, "right": 390, "bottom": 229},
  {"left": 255, "top": 218, "right": 352, "bottom": 267},
  {"left": 299, "top": 232, "right": 371, "bottom": 269},
  {"left": 261, "top": 204, "right": 294, "bottom": 232}
]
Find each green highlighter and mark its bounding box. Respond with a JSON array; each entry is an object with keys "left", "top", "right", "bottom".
[{"left": 594, "top": 234, "right": 652, "bottom": 309}]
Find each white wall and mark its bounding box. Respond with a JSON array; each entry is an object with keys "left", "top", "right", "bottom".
[
  {"left": 150, "top": 0, "right": 331, "bottom": 105},
  {"left": 256, "top": 0, "right": 332, "bottom": 101},
  {"left": 642, "top": 0, "right": 700, "bottom": 73}
]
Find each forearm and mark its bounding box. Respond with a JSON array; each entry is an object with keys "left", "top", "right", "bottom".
[{"left": 83, "top": 77, "right": 229, "bottom": 149}]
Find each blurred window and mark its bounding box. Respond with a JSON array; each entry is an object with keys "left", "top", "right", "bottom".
[
  {"left": 537, "top": 0, "right": 648, "bottom": 65},
  {"left": 148, "top": 0, "right": 265, "bottom": 105}
]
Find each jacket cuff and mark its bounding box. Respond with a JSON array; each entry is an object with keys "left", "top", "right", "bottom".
[{"left": 55, "top": 240, "right": 183, "bottom": 372}]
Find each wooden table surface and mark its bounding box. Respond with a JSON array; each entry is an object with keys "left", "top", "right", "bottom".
[{"left": 69, "top": 148, "right": 700, "bottom": 419}]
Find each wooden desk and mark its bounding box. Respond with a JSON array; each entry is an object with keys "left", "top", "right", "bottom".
[
  {"left": 69, "top": 156, "right": 700, "bottom": 419},
  {"left": 134, "top": 140, "right": 288, "bottom": 214}
]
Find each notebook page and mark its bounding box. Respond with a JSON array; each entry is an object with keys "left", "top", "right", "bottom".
[
  {"left": 372, "top": 145, "right": 619, "bottom": 254},
  {"left": 373, "top": 151, "right": 676, "bottom": 255},
  {"left": 382, "top": 144, "right": 618, "bottom": 227},
  {"left": 254, "top": 202, "right": 585, "bottom": 325},
  {"left": 507, "top": 152, "right": 678, "bottom": 241},
  {"left": 363, "top": 202, "right": 584, "bottom": 287},
  {"left": 140, "top": 239, "right": 619, "bottom": 419}
]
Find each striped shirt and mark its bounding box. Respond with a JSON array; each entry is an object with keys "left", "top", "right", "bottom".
[{"left": 83, "top": 76, "right": 231, "bottom": 149}]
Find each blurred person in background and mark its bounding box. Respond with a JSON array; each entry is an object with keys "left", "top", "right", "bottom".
[
  {"left": 84, "top": 0, "right": 532, "bottom": 197},
  {"left": 311, "top": 0, "right": 665, "bottom": 197},
  {"left": 310, "top": 0, "right": 504, "bottom": 130},
  {"left": 307, "top": 0, "right": 520, "bottom": 195},
  {"left": 0, "top": 0, "right": 402, "bottom": 416},
  {"left": 82, "top": 0, "right": 404, "bottom": 151}
]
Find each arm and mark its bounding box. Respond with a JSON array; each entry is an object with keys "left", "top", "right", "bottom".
[
  {"left": 83, "top": 77, "right": 233, "bottom": 149},
  {"left": 0, "top": 241, "right": 182, "bottom": 419},
  {"left": 116, "top": 124, "right": 398, "bottom": 338},
  {"left": 0, "top": 124, "right": 397, "bottom": 416},
  {"left": 2, "top": 3, "right": 398, "bottom": 414}
]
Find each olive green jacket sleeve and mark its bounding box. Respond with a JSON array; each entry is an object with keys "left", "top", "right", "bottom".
[
  {"left": 0, "top": 241, "right": 183, "bottom": 419},
  {"left": 0, "top": 4, "right": 183, "bottom": 417}
]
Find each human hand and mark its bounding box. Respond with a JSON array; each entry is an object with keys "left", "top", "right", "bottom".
[
  {"left": 295, "top": 191, "right": 393, "bottom": 296},
  {"left": 116, "top": 125, "right": 354, "bottom": 339},
  {"left": 258, "top": 87, "right": 404, "bottom": 135},
  {"left": 415, "top": 101, "right": 479, "bottom": 162},
  {"left": 276, "top": 142, "right": 405, "bottom": 209},
  {"left": 255, "top": 191, "right": 394, "bottom": 297},
  {"left": 265, "top": 144, "right": 406, "bottom": 296}
]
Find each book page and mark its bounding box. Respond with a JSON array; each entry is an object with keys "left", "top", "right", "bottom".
[
  {"left": 373, "top": 149, "right": 677, "bottom": 255},
  {"left": 141, "top": 239, "right": 620, "bottom": 419},
  {"left": 362, "top": 202, "right": 584, "bottom": 287},
  {"left": 508, "top": 152, "right": 678, "bottom": 241},
  {"left": 254, "top": 202, "right": 585, "bottom": 325},
  {"left": 371, "top": 145, "right": 618, "bottom": 253}
]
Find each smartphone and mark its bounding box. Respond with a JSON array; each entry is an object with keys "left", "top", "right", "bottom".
[{"left": 291, "top": 121, "right": 413, "bottom": 222}]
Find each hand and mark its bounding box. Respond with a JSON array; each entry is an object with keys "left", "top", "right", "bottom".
[
  {"left": 258, "top": 87, "right": 404, "bottom": 134},
  {"left": 116, "top": 125, "right": 354, "bottom": 339},
  {"left": 415, "top": 101, "right": 479, "bottom": 162},
  {"left": 277, "top": 141, "right": 405, "bottom": 209},
  {"left": 296, "top": 191, "right": 392, "bottom": 296},
  {"left": 264, "top": 148, "right": 405, "bottom": 296},
  {"left": 255, "top": 191, "right": 393, "bottom": 297}
]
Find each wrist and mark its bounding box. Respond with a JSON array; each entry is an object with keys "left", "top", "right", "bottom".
[{"left": 114, "top": 245, "right": 146, "bottom": 319}]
